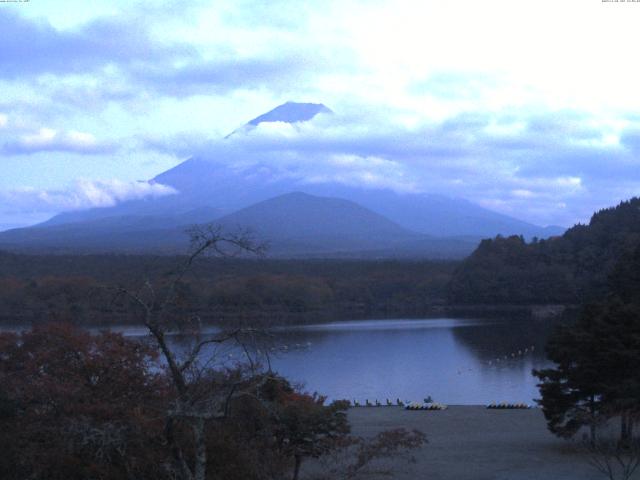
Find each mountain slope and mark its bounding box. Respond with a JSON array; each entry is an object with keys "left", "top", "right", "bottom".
[
  {"left": 217, "top": 192, "right": 408, "bottom": 240},
  {"left": 294, "top": 183, "right": 564, "bottom": 238},
  {"left": 0, "top": 214, "right": 198, "bottom": 253},
  {"left": 247, "top": 102, "right": 332, "bottom": 125},
  {"left": 147, "top": 157, "right": 563, "bottom": 238},
  {"left": 215, "top": 192, "right": 477, "bottom": 257},
  {"left": 0, "top": 192, "right": 478, "bottom": 258},
  {"left": 225, "top": 101, "right": 332, "bottom": 138}
]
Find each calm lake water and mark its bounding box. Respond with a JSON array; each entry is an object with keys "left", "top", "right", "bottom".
[{"left": 166, "top": 318, "right": 555, "bottom": 405}]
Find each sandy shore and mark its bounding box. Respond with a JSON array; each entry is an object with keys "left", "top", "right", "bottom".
[{"left": 344, "top": 406, "right": 613, "bottom": 480}]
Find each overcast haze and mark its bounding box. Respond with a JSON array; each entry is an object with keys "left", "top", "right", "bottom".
[{"left": 1, "top": 0, "right": 640, "bottom": 230}]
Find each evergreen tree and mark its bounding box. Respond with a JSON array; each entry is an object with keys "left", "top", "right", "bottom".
[
  {"left": 533, "top": 307, "right": 607, "bottom": 442},
  {"left": 534, "top": 244, "right": 640, "bottom": 443},
  {"left": 450, "top": 197, "right": 640, "bottom": 305}
]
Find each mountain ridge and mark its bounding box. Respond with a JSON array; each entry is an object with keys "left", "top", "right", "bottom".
[
  {"left": 0, "top": 191, "right": 479, "bottom": 258},
  {"left": 0, "top": 102, "right": 565, "bottom": 257}
]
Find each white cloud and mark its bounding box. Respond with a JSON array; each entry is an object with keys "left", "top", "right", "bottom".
[
  {"left": 66, "top": 130, "right": 100, "bottom": 148},
  {"left": 5, "top": 127, "right": 113, "bottom": 154},
  {"left": 0, "top": 113, "right": 7, "bottom": 128},
  {"left": 511, "top": 189, "right": 535, "bottom": 199},
  {"left": 1, "top": 179, "right": 177, "bottom": 212},
  {"left": 20, "top": 127, "right": 57, "bottom": 146}
]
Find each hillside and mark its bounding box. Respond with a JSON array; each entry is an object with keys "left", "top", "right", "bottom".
[
  {"left": 0, "top": 192, "right": 478, "bottom": 258},
  {"left": 448, "top": 197, "right": 640, "bottom": 304},
  {"left": 214, "top": 192, "right": 478, "bottom": 258},
  {"left": 217, "top": 191, "right": 411, "bottom": 249}
]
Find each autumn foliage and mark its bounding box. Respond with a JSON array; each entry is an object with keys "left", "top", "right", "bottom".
[
  {"left": 0, "top": 323, "right": 168, "bottom": 479},
  {"left": 0, "top": 323, "right": 425, "bottom": 480}
]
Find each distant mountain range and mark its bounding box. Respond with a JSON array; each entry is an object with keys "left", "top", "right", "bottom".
[{"left": 0, "top": 102, "right": 565, "bottom": 258}]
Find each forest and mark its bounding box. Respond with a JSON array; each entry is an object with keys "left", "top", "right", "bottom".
[
  {"left": 448, "top": 197, "right": 640, "bottom": 306},
  {"left": 0, "top": 251, "right": 457, "bottom": 327}
]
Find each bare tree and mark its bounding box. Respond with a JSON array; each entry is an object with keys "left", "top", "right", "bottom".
[
  {"left": 583, "top": 438, "right": 640, "bottom": 480},
  {"left": 114, "top": 225, "right": 268, "bottom": 480},
  {"left": 110, "top": 225, "right": 426, "bottom": 480}
]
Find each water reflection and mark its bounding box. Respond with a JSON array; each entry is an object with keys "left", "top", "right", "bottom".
[{"left": 162, "top": 318, "right": 555, "bottom": 405}]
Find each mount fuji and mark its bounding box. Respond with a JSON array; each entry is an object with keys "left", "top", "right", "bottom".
[{"left": 0, "top": 102, "right": 564, "bottom": 257}]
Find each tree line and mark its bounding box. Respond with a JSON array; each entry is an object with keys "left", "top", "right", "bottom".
[
  {"left": 0, "top": 252, "right": 456, "bottom": 327},
  {"left": 448, "top": 197, "right": 640, "bottom": 305}
]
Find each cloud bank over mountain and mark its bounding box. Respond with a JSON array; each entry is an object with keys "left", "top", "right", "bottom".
[
  {"left": 0, "top": 179, "right": 176, "bottom": 219},
  {"left": 1, "top": 0, "right": 640, "bottom": 229},
  {"left": 142, "top": 106, "right": 634, "bottom": 226}
]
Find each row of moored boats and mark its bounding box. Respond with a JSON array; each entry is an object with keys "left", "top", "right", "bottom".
[{"left": 350, "top": 399, "right": 532, "bottom": 410}]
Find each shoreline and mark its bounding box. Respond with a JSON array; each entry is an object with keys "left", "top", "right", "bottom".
[{"left": 0, "top": 304, "right": 569, "bottom": 331}]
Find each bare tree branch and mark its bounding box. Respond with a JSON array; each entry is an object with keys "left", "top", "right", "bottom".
[{"left": 110, "top": 223, "right": 268, "bottom": 480}]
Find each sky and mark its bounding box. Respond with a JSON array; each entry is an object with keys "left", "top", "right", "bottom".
[{"left": 1, "top": 0, "right": 640, "bottom": 230}]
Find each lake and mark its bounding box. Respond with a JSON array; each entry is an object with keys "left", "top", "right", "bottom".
[{"left": 166, "top": 317, "right": 556, "bottom": 405}]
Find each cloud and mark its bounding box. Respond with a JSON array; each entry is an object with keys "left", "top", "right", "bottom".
[
  {"left": 136, "top": 54, "right": 326, "bottom": 97},
  {"left": 0, "top": 8, "right": 350, "bottom": 104},
  {"left": 2, "top": 1, "right": 640, "bottom": 229},
  {"left": 140, "top": 105, "right": 640, "bottom": 226},
  {"left": 620, "top": 129, "right": 640, "bottom": 154},
  {"left": 0, "top": 179, "right": 177, "bottom": 213},
  {"left": 3, "top": 127, "right": 115, "bottom": 155},
  {"left": 0, "top": 11, "right": 192, "bottom": 79},
  {"left": 409, "top": 72, "right": 499, "bottom": 100}
]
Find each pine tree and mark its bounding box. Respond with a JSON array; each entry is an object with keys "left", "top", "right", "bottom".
[
  {"left": 534, "top": 244, "right": 640, "bottom": 443},
  {"left": 533, "top": 308, "right": 607, "bottom": 442}
]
